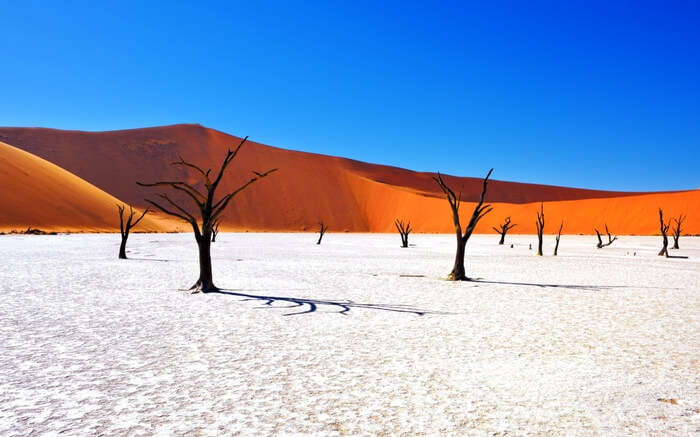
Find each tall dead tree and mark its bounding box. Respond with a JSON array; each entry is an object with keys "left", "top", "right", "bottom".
[
  {"left": 658, "top": 208, "right": 670, "bottom": 257},
  {"left": 535, "top": 203, "right": 545, "bottom": 256},
  {"left": 211, "top": 219, "right": 221, "bottom": 242},
  {"left": 137, "top": 136, "right": 276, "bottom": 292},
  {"left": 433, "top": 169, "right": 493, "bottom": 281},
  {"left": 595, "top": 224, "right": 617, "bottom": 248},
  {"left": 492, "top": 216, "right": 516, "bottom": 245},
  {"left": 117, "top": 204, "right": 149, "bottom": 259},
  {"left": 317, "top": 221, "right": 328, "bottom": 245},
  {"left": 671, "top": 214, "right": 686, "bottom": 250},
  {"left": 395, "top": 219, "right": 412, "bottom": 248},
  {"left": 553, "top": 221, "right": 563, "bottom": 256}
]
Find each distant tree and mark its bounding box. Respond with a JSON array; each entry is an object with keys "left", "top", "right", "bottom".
[
  {"left": 595, "top": 224, "right": 617, "bottom": 248},
  {"left": 658, "top": 208, "right": 670, "bottom": 257},
  {"left": 553, "top": 220, "right": 563, "bottom": 256},
  {"left": 138, "top": 136, "right": 277, "bottom": 292},
  {"left": 492, "top": 216, "right": 516, "bottom": 245},
  {"left": 317, "top": 221, "right": 328, "bottom": 245},
  {"left": 117, "top": 204, "right": 149, "bottom": 259},
  {"left": 433, "top": 169, "right": 493, "bottom": 281},
  {"left": 394, "top": 219, "right": 412, "bottom": 248},
  {"left": 671, "top": 214, "right": 686, "bottom": 250},
  {"left": 211, "top": 219, "right": 221, "bottom": 242},
  {"left": 535, "top": 203, "right": 545, "bottom": 256}
]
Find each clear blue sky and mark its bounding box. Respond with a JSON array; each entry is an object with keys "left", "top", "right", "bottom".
[{"left": 2, "top": 1, "right": 699, "bottom": 191}]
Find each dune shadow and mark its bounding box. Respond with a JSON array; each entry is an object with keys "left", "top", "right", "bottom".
[{"left": 212, "top": 289, "right": 445, "bottom": 316}]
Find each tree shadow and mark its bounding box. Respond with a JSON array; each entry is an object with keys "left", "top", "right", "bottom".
[
  {"left": 471, "top": 279, "right": 629, "bottom": 292},
  {"left": 212, "top": 289, "right": 445, "bottom": 316}
]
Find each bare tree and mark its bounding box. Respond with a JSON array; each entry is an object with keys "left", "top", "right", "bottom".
[
  {"left": 137, "top": 136, "right": 277, "bottom": 292},
  {"left": 117, "top": 204, "right": 149, "bottom": 259},
  {"left": 671, "top": 214, "right": 686, "bottom": 250},
  {"left": 395, "top": 219, "right": 412, "bottom": 248},
  {"left": 658, "top": 208, "right": 670, "bottom": 257},
  {"left": 492, "top": 216, "right": 516, "bottom": 245},
  {"left": 595, "top": 224, "right": 617, "bottom": 248},
  {"left": 211, "top": 219, "right": 221, "bottom": 242},
  {"left": 553, "top": 221, "right": 563, "bottom": 256},
  {"left": 535, "top": 203, "right": 544, "bottom": 256},
  {"left": 317, "top": 221, "right": 328, "bottom": 245},
  {"left": 433, "top": 169, "right": 493, "bottom": 281}
]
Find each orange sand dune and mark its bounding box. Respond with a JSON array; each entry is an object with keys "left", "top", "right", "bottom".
[
  {"left": 0, "top": 124, "right": 697, "bottom": 234},
  {"left": 0, "top": 141, "right": 174, "bottom": 232}
]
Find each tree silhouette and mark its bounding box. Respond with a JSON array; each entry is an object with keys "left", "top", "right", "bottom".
[
  {"left": 433, "top": 169, "right": 493, "bottom": 280},
  {"left": 137, "top": 136, "right": 277, "bottom": 292},
  {"left": 394, "top": 219, "right": 412, "bottom": 248},
  {"left": 671, "top": 214, "right": 686, "bottom": 250},
  {"left": 117, "top": 204, "right": 149, "bottom": 259},
  {"left": 317, "top": 221, "right": 328, "bottom": 245},
  {"left": 535, "top": 203, "right": 545, "bottom": 256},
  {"left": 595, "top": 224, "right": 617, "bottom": 248},
  {"left": 658, "top": 208, "right": 670, "bottom": 257},
  {"left": 553, "top": 220, "right": 563, "bottom": 256},
  {"left": 492, "top": 216, "right": 516, "bottom": 245}
]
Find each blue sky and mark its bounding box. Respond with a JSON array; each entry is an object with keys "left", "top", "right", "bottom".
[{"left": 2, "top": 1, "right": 698, "bottom": 191}]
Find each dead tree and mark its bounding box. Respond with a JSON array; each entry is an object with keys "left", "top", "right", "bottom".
[
  {"left": 658, "top": 208, "right": 670, "bottom": 257},
  {"left": 535, "top": 203, "right": 544, "bottom": 256},
  {"left": 492, "top": 216, "right": 516, "bottom": 245},
  {"left": 553, "top": 221, "right": 563, "bottom": 256},
  {"left": 595, "top": 224, "right": 617, "bottom": 248},
  {"left": 211, "top": 219, "right": 221, "bottom": 242},
  {"left": 395, "top": 219, "right": 412, "bottom": 248},
  {"left": 671, "top": 214, "right": 686, "bottom": 250},
  {"left": 137, "top": 136, "right": 276, "bottom": 292},
  {"left": 433, "top": 169, "right": 493, "bottom": 281},
  {"left": 317, "top": 221, "right": 328, "bottom": 245},
  {"left": 117, "top": 204, "right": 149, "bottom": 259}
]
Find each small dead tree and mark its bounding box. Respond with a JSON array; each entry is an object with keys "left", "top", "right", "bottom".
[
  {"left": 595, "top": 224, "right": 617, "bottom": 248},
  {"left": 117, "top": 204, "right": 149, "bottom": 259},
  {"left": 658, "top": 208, "right": 670, "bottom": 257},
  {"left": 492, "top": 216, "right": 516, "bottom": 245},
  {"left": 433, "top": 169, "right": 493, "bottom": 281},
  {"left": 671, "top": 214, "right": 686, "bottom": 250},
  {"left": 317, "top": 221, "right": 328, "bottom": 245},
  {"left": 211, "top": 219, "right": 221, "bottom": 242},
  {"left": 137, "top": 136, "right": 276, "bottom": 292},
  {"left": 395, "top": 219, "right": 412, "bottom": 248},
  {"left": 553, "top": 221, "right": 563, "bottom": 256},
  {"left": 535, "top": 203, "right": 544, "bottom": 256}
]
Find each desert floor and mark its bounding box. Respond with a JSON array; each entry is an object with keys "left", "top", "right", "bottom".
[{"left": 1, "top": 233, "right": 698, "bottom": 435}]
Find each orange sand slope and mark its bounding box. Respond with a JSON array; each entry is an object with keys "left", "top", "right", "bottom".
[
  {"left": 0, "top": 142, "right": 173, "bottom": 232},
  {"left": 0, "top": 125, "right": 697, "bottom": 234}
]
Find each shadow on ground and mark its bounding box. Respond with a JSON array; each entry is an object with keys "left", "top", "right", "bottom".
[{"left": 212, "top": 289, "right": 445, "bottom": 316}]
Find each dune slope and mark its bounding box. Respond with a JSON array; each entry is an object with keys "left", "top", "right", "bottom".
[
  {"left": 0, "top": 125, "right": 697, "bottom": 234},
  {"left": 0, "top": 141, "right": 169, "bottom": 232}
]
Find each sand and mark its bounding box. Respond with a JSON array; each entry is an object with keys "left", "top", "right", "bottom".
[
  {"left": 1, "top": 233, "right": 698, "bottom": 435},
  {"left": 1, "top": 124, "right": 697, "bottom": 234},
  {"left": 0, "top": 142, "right": 172, "bottom": 233}
]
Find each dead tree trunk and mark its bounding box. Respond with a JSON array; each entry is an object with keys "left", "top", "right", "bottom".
[
  {"left": 671, "top": 214, "right": 685, "bottom": 250},
  {"left": 658, "top": 209, "right": 670, "bottom": 257},
  {"left": 433, "top": 169, "right": 493, "bottom": 281},
  {"left": 595, "top": 224, "right": 618, "bottom": 248},
  {"left": 535, "top": 203, "right": 544, "bottom": 256},
  {"left": 492, "top": 216, "right": 516, "bottom": 245},
  {"left": 117, "top": 204, "right": 149, "bottom": 259},
  {"left": 553, "top": 221, "right": 563, "bottom": 256},
  {"left": 138, "top": 136, "right": 277, "bottom": 292},
  {"left": 211, "top": 220, "right": 220, "bottom": 242},
  {"left": 317, "top": 221, "right": 327, "bottom": 245},
  {"left": 395, "top": 219, "right": 412, "bottom": 248}
]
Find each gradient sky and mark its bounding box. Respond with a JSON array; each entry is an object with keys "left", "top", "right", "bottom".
[{"left": 2, "top": 1, "right": 699, "bottom": 191}]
